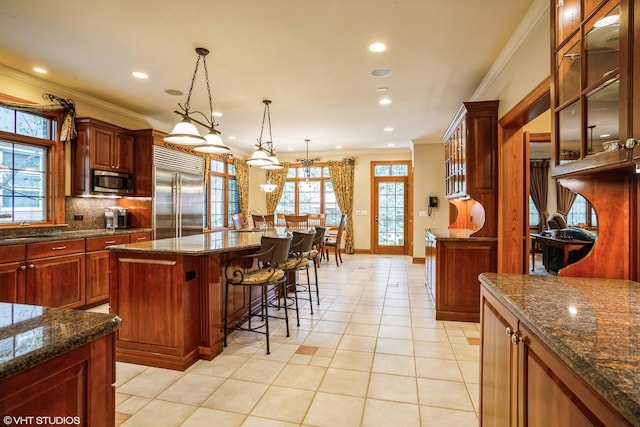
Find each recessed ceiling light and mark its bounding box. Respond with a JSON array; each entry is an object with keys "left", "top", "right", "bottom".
[
  {"left": 599, "top": 133, "right": 610, "bottom": 138},
  {"left": 336, "top": 145, "right": 343, "bottom": 149},
  {"left": 212, "top": 112, "right": 223, "bottom": 117},
  {"left": 33, "top": 67, "right": 47, "bottom": 74},
  {"left": 594, "top": 14, "right": 619, "bottom": 28},
  {"left": 369, "top": 42, "right": 387, "bottom": 52},
  {"left": 371, "top": 68, "right": 392, "bottom": 78},
  {"left": 379, "top": 98, "right": 392, "bottom": 105},
  {"left": 377, "top": 87, "right": 388, "bottom": 92},
  {"left": 227, "top": 136, "right": 236, "bottom": 140},
  {"left": 388, "top": 143, "right": 395, "bottom": 147},
  {"left": 165, "top": 89, "right": 183, "bottom": 96},
  {"left": 287, "top": 147, "right": 294, "bottom": 151},
  {"left": 131, "top": 71, "right": 148, "bottom": 79},
  {"left": 384, "top": 127, "right": 394, "bottom": 132}
]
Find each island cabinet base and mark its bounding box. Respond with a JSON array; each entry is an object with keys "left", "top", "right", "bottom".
[
  {"left": 0, "top": 334, "right": 116, "bottom": 427},
  {"left": 110, "top": 249, "right": 260, "bottom": 371}
]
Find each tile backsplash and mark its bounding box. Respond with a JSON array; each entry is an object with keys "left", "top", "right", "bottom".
[{"left": 65, "top": 197, "right": 118, "bottom": 231}]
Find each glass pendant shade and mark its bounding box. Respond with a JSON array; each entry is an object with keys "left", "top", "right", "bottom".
[
  {"left": 261, "top": 153, "right": 283, "bottom": 169},
  {"left": 164, "top": 118, "right": 206, "bottom": 145},
  {"left": 260, "top": 183, "right": 278, "bottom": 192},
  {"left": 246, "top": 148, "right": 274, "bottom": 166},
  {"left": 193, "top": 131, "right": 230, "bottom": 153}
]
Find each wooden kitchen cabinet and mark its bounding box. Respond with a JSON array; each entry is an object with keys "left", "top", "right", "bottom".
[
  {"left": 24, "top": 239, "right": 86, "bottom": 309},
  {"left": 71, "top": 117, "right": 134, "bottom": 195},
  {"left": 85, "top": 234, "right": 130, "bottom": 306},
  {"left": 0, "top": 245, "right": 26, "bottom": 303},
  {"left": 480, "top": 287, "right": 631, "bottom": 426}
]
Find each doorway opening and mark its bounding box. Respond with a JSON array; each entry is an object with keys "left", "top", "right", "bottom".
[{"left": 371, "top": 161, "right": 411, "bottom": 255}]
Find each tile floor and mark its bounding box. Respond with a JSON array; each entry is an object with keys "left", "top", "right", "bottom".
[{"left": 94, "top": 254, "right": 481, "bottom": 426}]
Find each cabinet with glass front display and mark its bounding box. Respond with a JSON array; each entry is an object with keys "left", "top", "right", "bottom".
[{"left": 552, "top": 0, "right": 638, "bottom": 176}]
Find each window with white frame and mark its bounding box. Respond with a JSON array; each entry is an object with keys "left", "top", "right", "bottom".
[{"left": 208, "top": 157, "right": 239, "bottom": 229}]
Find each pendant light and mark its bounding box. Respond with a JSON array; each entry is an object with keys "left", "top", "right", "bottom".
[
  {"left": 247, "top": 100, "right": 281, "bottom": 168},
  {"left": 260, "top": 172, "right": 278, "bottom": 192},
  {"left": 297, "top": 139, "right": 319, "bottom": 191},
  {"left": 164, "top": 47, "right": 230, "bottom": 154}
]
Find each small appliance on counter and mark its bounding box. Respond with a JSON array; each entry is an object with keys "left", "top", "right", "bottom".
[{"left": 105, "top": 206, "right": 127, "bottom": 230}]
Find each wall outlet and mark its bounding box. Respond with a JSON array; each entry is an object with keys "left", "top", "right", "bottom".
[
  {"left": 73, "top": 214, "right": 84, "bottom": 220},
  {"left": 419, "top": 211, "right": 428, "bottom": 217}
]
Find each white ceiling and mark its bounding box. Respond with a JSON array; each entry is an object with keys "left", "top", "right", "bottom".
[{"left": 0, "top": 0, "right": 536, "bottom": 156}]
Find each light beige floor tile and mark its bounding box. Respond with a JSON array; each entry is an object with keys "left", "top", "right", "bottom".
[
  {"left": 201, "top": 379, "right": 268, "bottom": 414},
  {"left": 413, "top": 341, "right": 455, "bottom": 360},
  {"left": 303, "top": 392, "right": 365, "bottom": 427},
  {"left": 344, "top": 323, "right": 380, "bottom": 337},
  {"left": 327, "top": 302, "right": 357, "bottom": 312},
  {"left": 338, "top": 334, "right": 377, "bottom": 352},
  {"left": 241, "top": 416, "right": 298, "bottom": 427},
  {"left": 231, "top": 358, "right": 286, "bottom": 384},
  {"left": 116, "top": 395, "right": 151, "bottom": 415},
  {"left": 289, "top": 353, "right": 313, "bottom": 365},
  {"left": 458, "top": 360, "right": 480, "bottom": 384},
  {"left": 313, "top": 320, "right": 348, "bottom": 334},
  {"left": 251, "top": 385, "right": 314, "bottom": 423},
  {"left": 181, "top": 407, "right": 245, "bottom": 427},
  {"left": 367, "top": 372, "right": 418, "bottom": 404},
  {"left": 302, "top": 331, "right": 342, "bottom": 348},
  {"left": 309, "top": 355, "right": 332, "bottom": 367},
  {"left": 372, "top": 353, "right": 416, "bottom": 377},
  {"left": 272, "top": 364, "right": 327, "bottom": 390},
  {"left": 330, "top": 349, "right": 374, "bottom": 372},
  {"left": 349, "top": 312, "right": 382, "bottom": 325},
  {"left": 117, "top": 367, "right": 184, "bottom": 399},
  {"left": 319, "top": 367, "right": 370, "bottom": 397},
  {"left": 362, "top": 399, "right": 420, "bottom": 427},
  {"left": 252, "top": 342, "right": 299, "bottom": 362},
  {"left": 354, "top": 304, "right": 383, "bottom": 314},
  {"left": 382, "top": 307, "right": 412, "bottom": 317},
  {"left": 120, "top": 399, "right": 196, "bottom": 427},
  {"left": 156, "top": 373, "right": 225, "bottom": 405},
  {"left": 116, "top": 392, "right": 130, "bottom": 406},
  {"left": 412, "top": 327, "right": 449, "bottom": 343},
  {"left": 378, "top": 325, "right": 413, "bottom": 340},
  {"left": 420, "top": 405, "right": 478, "bottom": 427},
  {"left": 415, "top": 357, "right": 463, "bottom": 382},
  {"left": 320, "top": 310, "right": 353, "bottom": 322},
  {"left": 376, "top": 337, "right": 414, "bottom": 356},
  {"left": 116, "top": 362, "right": 148, "bottom": 387},
  {"left": 190, "top": 354, "right": 248, "bottom": 378},
  {"left": 466, "top": 382, "right": 480, "bottom": 413},
  {"left": 417, "top": 378, "right": 475, "bottom": 411},
  {"left": 451, "top": 343, "right": 480, "bottom": 363}
]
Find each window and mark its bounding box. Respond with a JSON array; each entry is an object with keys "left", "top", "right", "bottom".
[
  {"left": 528, "top": 195, "right": 540, "bottom": 227},
  {"left": 567, "top": 194, "right": 597, "bottom": 227},
  {"left": 275, "top": 163, "right": 341, "bottom": 225},
  {"left": 208, "top": 157, "right": 239, "bottom": 229},
  {"left": 0, "top": 106, "right": 56, "bottom": 226}
]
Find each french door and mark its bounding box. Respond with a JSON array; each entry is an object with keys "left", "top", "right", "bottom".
[{"left": 372, "top": 162, "right": 410, "bottom": 255}]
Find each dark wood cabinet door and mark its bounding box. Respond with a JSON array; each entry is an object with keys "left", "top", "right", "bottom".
[
  {"left": 85, "top": 250, "right": 110, "bottom": 305},
  {"left": 25, "top": 253, "right": 86, "bottom": 309},
  {"left": 114, "top": 132, "right": 134, "bottom": 172},
  {"left": 89, "top": 127, "right": 114, "bottom": 170},
  {"left": 0, "top": 261, "right": 25, "bottom": 303}
]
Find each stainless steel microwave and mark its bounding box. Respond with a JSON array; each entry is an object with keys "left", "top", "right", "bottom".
[{"left": 92, "top": 170, "right": 134, "bottom": 194}]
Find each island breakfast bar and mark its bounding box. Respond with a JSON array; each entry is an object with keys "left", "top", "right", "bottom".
[{"left": 108, "top": 229, "right": 286, "bottom": 371}]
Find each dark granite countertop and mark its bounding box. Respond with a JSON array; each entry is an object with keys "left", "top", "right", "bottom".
[
  {"left": 0, "top": 302, "right": 121, "bottom": 381},
  {"left": 479, "top": 273, "right": 640, "bottom": 425},
  {"left": 107, "top": 228, "right": 289, "bottom": 255},
  {"left": 0, "top": 228, "right": 152, "bottom": 247},
  {"left": 426, "top": 228, "right": 497, "bottom": 241}
]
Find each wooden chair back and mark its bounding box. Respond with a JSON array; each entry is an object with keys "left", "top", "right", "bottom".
[
  {"left": 285, "top": 214, "right": 309, "bottom": 229},
  {"left": 308, "top": 213, "right": 326, "bottom": 226},
  {"left": 252, "top": 214, "right": 276, "bottom": 228}
]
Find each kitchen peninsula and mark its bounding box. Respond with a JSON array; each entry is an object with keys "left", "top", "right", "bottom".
[
  {"left": 108, "top": 229, "right": 286, "bottom": 370},
  {"left": 479, "top": 273, "right": 640, "bottom": 426}
]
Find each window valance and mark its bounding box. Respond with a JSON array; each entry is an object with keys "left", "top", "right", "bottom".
[{"left": 0, "top": 93, "right": 77, "bottom": 141}]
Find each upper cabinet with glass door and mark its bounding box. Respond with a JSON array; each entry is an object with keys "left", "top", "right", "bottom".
[{"left": 552, "top": 0, "right": 636, "bottom": 176}]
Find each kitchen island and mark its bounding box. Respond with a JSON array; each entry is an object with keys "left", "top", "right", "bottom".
[
  {"left": 479, "top": 273, "right": 639, "bottom": 426},
  {"left": 0, "top": 302, "right": 121, "bottom": 426},
  {"left": 108, "top": 229, "right": 286, "bottom": 370}
]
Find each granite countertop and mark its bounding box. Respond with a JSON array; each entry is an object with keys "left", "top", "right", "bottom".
[
  {"left": 479, "top": 273, "right": 640, "bottom": 425},
  {"left": 0, "top": 228, "right": 152, "bottom": 247},
  {"left": 107, "top": 228, "right": 290, "bottom": 255},
  {"left": 0, "top": 302, "right": 121, "bottom": 381},
  {"left": 426, "top": 228, "right": 498, "bottom": 241}
]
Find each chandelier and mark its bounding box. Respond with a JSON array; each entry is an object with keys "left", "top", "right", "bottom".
[
  {"left": 247, "top": 100, "right": 282, "bottom": 169},
  {"left": 296, "top": 139, "right": 320, "bottom": 191},
  {"left": 260, "top": 171, "right": 278, "bottom": 193},
  {"left": 163, "top": 47, "right": 230, "bottom": 154}
]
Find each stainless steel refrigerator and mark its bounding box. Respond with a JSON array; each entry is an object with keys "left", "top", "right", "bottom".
[{"left": 153, "top": 146, "right": 205, "bottom": 240}]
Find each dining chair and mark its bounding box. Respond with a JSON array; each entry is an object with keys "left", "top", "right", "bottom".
[
  {"left": 284, "top": 214, "right": 309, "bottom": 229},
  {"left": 307, "top": 213, "right": 326, "bottom": 226},
  {"left": 252, "top": 214, "right": 276, "bottom": 228},
  {"left": 223, "top": 235, "right": 292, "bottom": 354},
  {"left": 324, "top": 214, "right": 346, "bottom": 267}
]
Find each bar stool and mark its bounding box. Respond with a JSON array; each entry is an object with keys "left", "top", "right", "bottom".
[
  {"left": 324, "top": 214, "right": 346, "bottom": 266},
  {"left": 283, "top": 230, "right": 316, "bottom": 321},
  {"left": 223, "top": 234, "right": 292, "bottom": 354},
  {"left": 304, "top": 225, "right": 325, "bottom": 306}
]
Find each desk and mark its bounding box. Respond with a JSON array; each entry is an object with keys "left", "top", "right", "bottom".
[{"left": 530, "top": 233, "right": 593, "bottom": 271}]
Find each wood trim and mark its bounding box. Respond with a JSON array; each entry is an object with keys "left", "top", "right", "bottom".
[{"left": 499, "top": 77, "right": 551, "bottom": 128}]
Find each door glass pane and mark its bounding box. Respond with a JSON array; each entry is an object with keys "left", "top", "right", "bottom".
[
  {"left": 585, "top": 3, "right": 620, "bottom": 88},
  {"left": 377, "top": 181, "right": 404, "bottom": 246},
  {"left": 323, "top": 180, "right": 341, "bottom": 226},
  {"left": 557, "top": 35, "right": 581, "bottom": 105},
  {"left": 586, "top": 78, "right": 619, "bottom": 155},
  {"left": 558, "top": 100, "right": 581, "bottom": 163}
]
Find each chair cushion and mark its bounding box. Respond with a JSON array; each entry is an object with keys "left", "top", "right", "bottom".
[
  {"left": 284, "top": 257, "right": 309, "bottom": 270},
  {"left": 304, "top": 249, "right": 319, "bottom": 259},
  {"left": 228, "top": 267, "right": 285, "bottom": 285}
]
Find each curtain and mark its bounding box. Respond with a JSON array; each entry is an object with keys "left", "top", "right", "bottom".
[
  {"left": 529, "top": 160, "right": 549, "bottom": 232},
  {"left": 556, "top": 182, "right": 577, "bottom": 216},
  {"left": 0, "top": 93, "right": 77, "bottom": 141},
  {"left": 234, "top": 158, "right": 249, "bottom": 225},
  {"left": 327, "top": 159, "right": 355, "bottom": 254},
  {"left": 266, "top": 162, "right": 290, "bottom": 214}
]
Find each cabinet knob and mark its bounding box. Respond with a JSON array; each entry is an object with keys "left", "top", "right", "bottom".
[
  {"left": 511, "top": 333, "right": 521, "bottom": 345},
  {"left": 505, "top": 327, "right": 514, "bottom": 336},
  {"left": 20, "top": 265, "right": 27, "bottom": 270},
  {"left": 28, "top": 264, "right": 35, "bottom": 269}
]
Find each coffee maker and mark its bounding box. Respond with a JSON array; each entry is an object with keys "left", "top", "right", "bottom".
[{"left": 105, "top": 207, "right": 127, "bottom": 229}]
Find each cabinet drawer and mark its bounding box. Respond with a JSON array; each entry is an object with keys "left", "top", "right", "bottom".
[
  {"left": 128, "top": 232, "right": 151, "bottom": 243},
  {"left": 86, "top": 234, "right": 130, "bottom": 252},
  {"left": 27, "top": 239, "right": 85, "bottom": 259},
  {"left": 0, "top": 245, "right": 26, "bottom": 263}
]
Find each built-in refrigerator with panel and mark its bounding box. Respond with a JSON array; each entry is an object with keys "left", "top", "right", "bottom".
[{"left": 153, "top": 146, "right": 204, "bottom": 240}]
